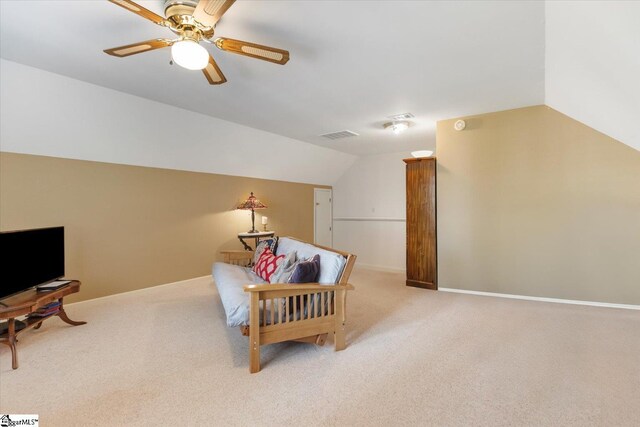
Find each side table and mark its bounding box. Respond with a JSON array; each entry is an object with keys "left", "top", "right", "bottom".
[
  {"left": 0, "top": 281, "right": 86, "bottom": 369},
  {"left": 237, "top": 231, "right": 275, "bottom": 251}
]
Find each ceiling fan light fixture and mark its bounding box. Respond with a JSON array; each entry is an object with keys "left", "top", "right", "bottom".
[
  {"left": 104, "top": 0, "right": 290, "bottom": 85},
  {"left": 384, "top": 121, "right": 411, "bottom": 135},
  {"left": 171, "top": 39, "right": 209, "bottom": 70}
]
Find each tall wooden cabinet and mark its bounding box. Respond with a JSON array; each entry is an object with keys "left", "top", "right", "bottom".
[{"left": 404, "top": 157, "right": 437, "bottom": 289}]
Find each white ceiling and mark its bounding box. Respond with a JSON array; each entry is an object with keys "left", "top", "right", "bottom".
[
  {"left": 0, "top": 0, "right": 545, "bottom": 156},
  {"left": 545, "top": 1, "right": 640, "bottom": 152}
]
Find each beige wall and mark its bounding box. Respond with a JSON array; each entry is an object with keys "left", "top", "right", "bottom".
[
  {"left": 437, "top": 106, "right": 640, "bottom": 305},
  {"left": 0, "top": 153, "right": 326, "bottom": 302}
]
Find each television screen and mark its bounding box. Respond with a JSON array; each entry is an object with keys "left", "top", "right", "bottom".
[{"left": 0, "top": 226, "right": 64, "bottom": 300}]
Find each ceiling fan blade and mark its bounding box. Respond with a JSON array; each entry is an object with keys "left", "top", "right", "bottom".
[
  {"left": 214, "top": 38, "right": 289, "bottom": 65},
  {"left": 108, "top": 0, "right": 169, "bottom": 27},
  {"left": 202, "top": 55, "right": 227, "bottom": 85},
  {"left": 104, "top": 39, "right": 173, "bottom": 57},
  {"left": 193, "top": 0, "right": 236, "bottom": 27}
]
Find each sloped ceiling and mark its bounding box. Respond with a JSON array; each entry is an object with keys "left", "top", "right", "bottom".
[
  {"left": 545, "top": 1, "right": 640, "bottom": 151},
  {"left": 0, "top": 59, "right": 357, "bottom": 186},
  {"left": 1, "top": 1, "right": 636, "bottom": 157},
  {"left": 0, "top": 0, "right": 545, "bottom": 156}
]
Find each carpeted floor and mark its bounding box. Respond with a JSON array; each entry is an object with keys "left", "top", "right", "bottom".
[{"left": 1, "top": 267, "right": 639, "bottom": 426}]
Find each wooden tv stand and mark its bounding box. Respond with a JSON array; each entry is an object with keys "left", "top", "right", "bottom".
[{"left": 0, "top": 281, "right": 86, "bottom": 370}]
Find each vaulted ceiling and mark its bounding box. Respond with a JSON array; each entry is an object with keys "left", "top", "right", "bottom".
[{"left": 0, "top": 0, "right": 546, "bottom": 156}]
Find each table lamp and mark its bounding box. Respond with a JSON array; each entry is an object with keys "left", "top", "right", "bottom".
[{"left": 236, "top": 192, "right": 267, "bottom": 233}]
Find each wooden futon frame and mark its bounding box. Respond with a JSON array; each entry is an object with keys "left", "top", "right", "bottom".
[{"left": 221, "top": 243, "right": 356, "bottom": 373}]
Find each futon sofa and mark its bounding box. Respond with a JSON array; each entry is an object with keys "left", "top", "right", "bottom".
[{"left": 212, "top": 237, "right": 356, "bottom": 373}]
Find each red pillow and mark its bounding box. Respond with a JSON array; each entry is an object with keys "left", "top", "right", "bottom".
[{"left": 252, "top": 248, "right": 285, "bottom": 282}]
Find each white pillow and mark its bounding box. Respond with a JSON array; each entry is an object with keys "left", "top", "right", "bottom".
[{"left": 269, "top": 251, "right": 297, "bottom": 284}]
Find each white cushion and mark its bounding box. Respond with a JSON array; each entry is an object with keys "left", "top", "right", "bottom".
[
  {"left": 275, "top": 237, "right": 346, "bottom": 284},
  {"left": 212, "top": 262, "right": 266, "bottom": 327}
]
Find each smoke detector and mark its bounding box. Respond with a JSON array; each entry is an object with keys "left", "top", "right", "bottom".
[{"left": 454, "top": 120, "right": 466, "bottom": 131}]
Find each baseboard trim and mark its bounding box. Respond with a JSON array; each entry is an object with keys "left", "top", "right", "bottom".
[
  {"left": 439, "top": 287, "right": 640, "bottom": 311},
  {"left": 356, "top": 263, "right": 406, "bottom": 274},
  {"left": 67, "top": 275, "right": 211, "bottom": 306},
  {"left": 407, "top": 279, "right": 437, "bottom": 290}
]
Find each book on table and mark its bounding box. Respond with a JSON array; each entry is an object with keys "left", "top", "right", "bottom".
[
  {"left": 36, "top": 280, "right": 72, "bottom": 292},
  {"left": 26, "top": 301, "right": 61, "bottom": 318}
]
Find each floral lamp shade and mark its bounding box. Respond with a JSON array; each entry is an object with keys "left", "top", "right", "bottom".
[
  {"left": 237, "top": 192, "right": 267, "bottom": 233},
  {"left": 236, "top": 192, "right": 267, "bottom": 210}
]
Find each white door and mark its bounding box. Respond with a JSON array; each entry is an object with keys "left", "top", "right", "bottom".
[{"left": 314, "top": 188, "right": 333, "bottom": 247}]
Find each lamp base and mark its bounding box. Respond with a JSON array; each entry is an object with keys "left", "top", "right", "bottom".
[{"left": 247, "top": 210, "right": 260, "bottom": 234}]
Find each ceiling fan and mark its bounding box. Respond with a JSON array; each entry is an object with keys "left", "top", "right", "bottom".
[{"left": 104, "top": 0, "right": 290, "bottom": 85}]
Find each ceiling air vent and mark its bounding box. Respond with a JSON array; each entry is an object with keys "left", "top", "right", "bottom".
[
  {"left": 320, "top": 130, "right": 360, "bottom": 140},
  {"left": 387, "top": 112, "right": 415, "bottom": 120}
]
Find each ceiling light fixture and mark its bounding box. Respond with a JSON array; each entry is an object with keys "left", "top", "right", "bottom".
[
  {"left": 171, "top": 39, "right": 209, "bottom": 70},
  {"left": 411, "top": 150, "right": 434, "bottom": 158},
  {"left": 384, "top": 121, "right": 411, "bottom": 135}
]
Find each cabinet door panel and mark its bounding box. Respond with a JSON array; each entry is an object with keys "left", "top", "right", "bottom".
[{"left": 405, "top": 158, "right": 437, "bottom": 289}]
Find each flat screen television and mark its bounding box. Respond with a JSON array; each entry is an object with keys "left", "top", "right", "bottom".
[{"left": 0, "top": 226, "right": 65, "bottom": 300}]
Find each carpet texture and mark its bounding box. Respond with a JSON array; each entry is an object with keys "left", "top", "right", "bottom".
[{"left": 1, "top": 267, "right": 638, "bottom": 426}]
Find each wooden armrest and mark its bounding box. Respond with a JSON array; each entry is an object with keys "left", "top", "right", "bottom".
[{"left": 244, "top": 283, "right": 354, "bottom": 292}]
